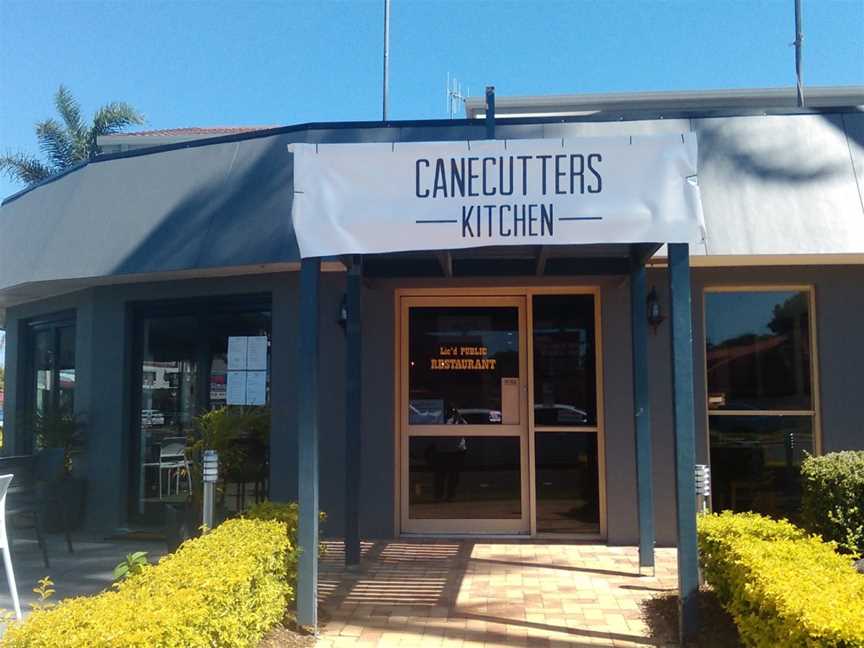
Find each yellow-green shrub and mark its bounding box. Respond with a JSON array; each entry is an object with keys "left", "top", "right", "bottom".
[
  {"left": 243, "top": 500, "right": 325, "bottom": 591},
  {"left": 698, "top": 511, "right": 864, "bottom": 647},
  {"left": 801, "top": 451, "right": 864, "bottom": 557},
  {"left": 2, "top": 518, "right": 292, "bottom": 648}
]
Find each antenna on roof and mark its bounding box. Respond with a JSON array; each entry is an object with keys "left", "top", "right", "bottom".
[
  {"left": 446, "top": 74, "right": 468, "bottom": 119},
  {"left": 794, "top": 0, "right": 805, "bottom": 107}
]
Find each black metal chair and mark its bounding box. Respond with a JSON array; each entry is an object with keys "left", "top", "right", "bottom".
[{"left": 0, "top": 450, "right": 74, "bottom": 569}]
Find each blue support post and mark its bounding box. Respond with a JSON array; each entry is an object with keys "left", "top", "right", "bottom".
[
  {"left": 630, "top": 254, "right": 655, "bottom": 571},
  {"left": 297, "top": 257, "right": 321, "bottom": 629},
  {"left": 345, "top": 256, "right": 362, "bottom": 566},
  {"left": 667, "top": 243, "right": 699, "bottom": 642},
  {"left": 485, "top": 86, "right": 495, "bottom": 139}
]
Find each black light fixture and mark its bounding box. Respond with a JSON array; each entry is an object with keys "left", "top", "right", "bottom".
[
  {"left": 337, "top": 294, "right": 348, "bottom": 332},
  {"left": 646, "top": 286, "right": 665, "bottom": 334}
]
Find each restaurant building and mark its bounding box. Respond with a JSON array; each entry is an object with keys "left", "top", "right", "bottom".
[{"left": 1, "top": 86, "right": 863, "bottom": 627}]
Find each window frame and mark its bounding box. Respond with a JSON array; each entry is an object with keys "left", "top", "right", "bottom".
[
  {"left": 701, "top": 284, "right": 822, "bottom": 487},
  {"left": 127, "top": 293, "right": 273, "bottom": 523},
  {"left": 21, "top": 311, "right": 77, "bottom": 454}
]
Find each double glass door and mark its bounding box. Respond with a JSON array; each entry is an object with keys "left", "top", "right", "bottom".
[
  {"left": 402, "top": 297, "right": 529, "bottom": 533},
  {"left": 400, "top": 292, "right": 602, "bottom": 536}
]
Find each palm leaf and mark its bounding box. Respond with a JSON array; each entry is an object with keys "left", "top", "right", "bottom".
[
  {"left": 54, "top": 85, "right": 86, "bottom": 144},
  {"left": 89, "top": 102, "right": 145, "bottom": 157},
  {"left": 91, "top": 102, "right": 144, "bottom": 134},
  {"left": 35, "top": 118, "right": 75, "bottom": 168},
  {"left": 0, "top": 153, "right": 54, "bottom": 185}
]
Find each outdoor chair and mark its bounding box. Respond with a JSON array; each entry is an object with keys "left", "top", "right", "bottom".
[
  {"left": 0, "top": 474, "right": 23, "bottom": 620},
  {"left": 158, "top": 437, "right": 192, "bottom": 498},
  {"left": 0, "top": 450, "right": 75, "bottom": 569}
]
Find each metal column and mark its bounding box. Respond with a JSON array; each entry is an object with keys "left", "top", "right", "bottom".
[
  {"left": 297, "top": 257, "right": 321, "bottom": 629},
  {"left": 630, "top": 254, "right": 655, "bottom": 571},
  {"left": 485, "top": 86, "right": 495, "bottom": 139},
  {"left": 345, "top": 256, "right": 363, "bottom": 566},
  {"left": 667, "top": 243, "right": 699, "bottom": 642}
]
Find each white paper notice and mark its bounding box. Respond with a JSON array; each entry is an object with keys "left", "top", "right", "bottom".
[
  {"left": 227, "top": 337, "right": 248, "bottom": 370},
  {"left": 226, "top": 371, "right": 247, "bottom": 405},
  {"left": 245, "top": 371, "right": 267, "bottom": 405},
  {"left": 246, "top": 336, "right": 268, "bottom": 371}
]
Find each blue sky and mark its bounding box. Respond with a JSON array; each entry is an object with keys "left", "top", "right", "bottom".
[
  {"left": 0, "top": 0, "right": 863, "bottom": 363},
  {"left": 2, "top": 1, "right": 863, "bottom": 199}
]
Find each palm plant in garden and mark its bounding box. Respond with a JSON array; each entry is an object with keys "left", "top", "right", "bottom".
[{"left": 0, "top": 85, "right": 144, "bottom": 186}]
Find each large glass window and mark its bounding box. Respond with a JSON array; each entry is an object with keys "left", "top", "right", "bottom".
[
  {"left": 26, "top": 317, "right": 76, "bottom": 454},
  {"left": 408, "top": 306, "right": 519, "bottom": 425},
  {"left": 532, "top": 295, "right": 596, "bottom": 426},
  {"left": 705, "top": 289, "right": 816, "bottom": 519},
  {"left": 133, "top": 299, "right": 271, "bottom": 524}
]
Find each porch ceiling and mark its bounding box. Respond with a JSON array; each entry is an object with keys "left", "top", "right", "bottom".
[{"left": 359, "top": 243, "right": 661, "bottom": 278}]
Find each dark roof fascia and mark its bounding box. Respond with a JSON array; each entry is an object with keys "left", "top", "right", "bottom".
[
  {"left": 4, "top": 104, "right": 863, "bottom": 207},
  {"left": 2, "top": 160, "right": 89, "bottom": 206}
]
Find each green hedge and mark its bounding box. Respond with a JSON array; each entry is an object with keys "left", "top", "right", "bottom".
[
  {"left": 801, "top": 451, "right": 864, "bottom": 557},
  {"left": 2, "top": 518, "right": 293, "bottom": 648},
  {"left": 698, "top": 512, "right": 864, "bottom": 647}
]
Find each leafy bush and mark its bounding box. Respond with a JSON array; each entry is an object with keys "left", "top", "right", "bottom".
[
  {"left": 188, "top": 406, "right": 270, "bottom": 508},
  {"left": 698, "top": 511, "right": 864, "bottom": 647},
  {"left": 801, "top": 451, "right": 864, "bottom": 557},
  {"left": 243, "top": 500, "right": 325, "bottom": 592},
  {"left": 2, "top": 518, "right": 292, "bottom": 648}
]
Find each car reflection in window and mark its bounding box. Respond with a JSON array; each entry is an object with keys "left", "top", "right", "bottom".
[{"left": 534, "top": 404, "right": 589, "bottom": 426}]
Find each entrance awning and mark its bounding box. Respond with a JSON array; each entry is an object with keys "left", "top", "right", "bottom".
[
  {"left": 292, "top": 105, "right": 703, "bottom": 643},
  {"left": 289, "top": 135, "right": 705, "bottom": 259}
]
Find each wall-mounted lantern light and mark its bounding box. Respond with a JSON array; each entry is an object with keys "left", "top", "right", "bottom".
[{"left": 646, "top": 286, "right": 666, "bottom": 334}]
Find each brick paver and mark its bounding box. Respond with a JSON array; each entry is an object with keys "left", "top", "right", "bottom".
[{"left": 316, "top": 540, "right": 678, "bottom": 647}]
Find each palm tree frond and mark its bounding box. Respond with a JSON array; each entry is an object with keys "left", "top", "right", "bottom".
[
  {"left": 10, "top": 88, "right": 144, "bottom": 181},
  {"left": 91, "top": 102, "right": 145, "bottom": 137},
  {"left": 0, "top": 153, "right": 54, "bottom": 185},
  {"left": 35, "top": 118, "right": 76, "bottom": 168},
  {"left": 54, "top": 85, "right": 86, "bottom": 142}
]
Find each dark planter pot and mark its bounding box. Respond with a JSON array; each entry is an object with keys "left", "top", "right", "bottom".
[
  {"left": 40, "top": 478, "right": 86, "bottom": 532},
  {"left": 164, "top": 501, "right": 229, "bottom": 552},
  {"left": 164, "top": 502, "right": 197, "bottom": 552}
]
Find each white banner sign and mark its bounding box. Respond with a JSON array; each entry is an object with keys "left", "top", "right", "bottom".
[{"left": 290, "top": 135, "right": 704, "bottom": 258}]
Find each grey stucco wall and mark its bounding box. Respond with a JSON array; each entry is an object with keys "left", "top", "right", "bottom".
[{"left": 4, "top": 264, "right": 863, "bottom": 541}]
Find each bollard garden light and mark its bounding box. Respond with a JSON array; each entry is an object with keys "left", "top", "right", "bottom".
[
  {"left": 202, "top": 450, "right": 218, "bottom": 531},
  {"left": 694, "top": 464, "right": 711, "bottom": 514}
]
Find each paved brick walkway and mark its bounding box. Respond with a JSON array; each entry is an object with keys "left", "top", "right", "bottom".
[{"left": 316, "top": 540, "right": 679, "bottom": 647}]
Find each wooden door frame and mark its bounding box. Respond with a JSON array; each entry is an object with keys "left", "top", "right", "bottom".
[{"left": 394, "top": 286, "right": 607, "bottom": 539}]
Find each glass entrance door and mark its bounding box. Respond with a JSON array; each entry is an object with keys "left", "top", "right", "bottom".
[{"left": 400, "top": 297, "right": 529, "bottom": 534}]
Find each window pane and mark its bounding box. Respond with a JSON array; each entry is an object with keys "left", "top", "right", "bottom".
[
  {"left": 33, "top": 329, "right": 52, "bottom": 420},
  {"left": 135, "top": 306, "right": 272, "bottom": 523},
  {"left": 709, "top": 415, "right": 814, "bottom": 519},
  {"left": 535, "top": 432, "right": 600, "bottom": 534},
  {"left": 706, "top": 291, "right": 812, "bottom": 411},
  {"left": 408, "top": 307, "right": 519, "bottom": 425},
  {"left": 57, "top": 325, "right": 76, "bottom": 417},
  {"left": 409, "top": 436, "right": 521, "bottom": 519},
  {"left": 138, "top": 316, "right": 200, "bottom": 518},
  {"left": 532, "top": 295, "right": 596, "bottom": 426}
]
